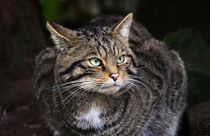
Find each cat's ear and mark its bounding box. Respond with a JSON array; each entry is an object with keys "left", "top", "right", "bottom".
[
  {"left": 46, "top": 21, "right": 77, "bottom": 49},
  {"left": 112, "top": 13, "right": 133, "bottom": 41}
]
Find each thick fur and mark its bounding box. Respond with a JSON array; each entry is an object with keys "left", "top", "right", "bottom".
[{"left": 34, "top": 14, "right": 187, "bottom": 136}]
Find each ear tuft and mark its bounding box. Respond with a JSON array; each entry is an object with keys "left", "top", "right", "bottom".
[
  {"left": 113, "top": 13, "right": 133, "bottom": 41},
  {"left": 46, "top": 21, "right": 70, "bottom": 43},
  {"left": 46, "top": 21, "right": 77, "bottom": 49}
]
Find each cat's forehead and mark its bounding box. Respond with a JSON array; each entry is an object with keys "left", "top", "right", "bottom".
[
  {"left": 77, "top": 26, "right": 111, "bottom": 41},
  {"left": 76, "top": 26, "right": 128, "bottom": 56}
]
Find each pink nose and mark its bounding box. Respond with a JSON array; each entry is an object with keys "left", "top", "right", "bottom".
[{"left": 110, "top": 73, "right": 120, "bottom": 81}]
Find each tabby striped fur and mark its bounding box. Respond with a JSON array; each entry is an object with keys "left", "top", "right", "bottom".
[{"left": 35, "top": 13, "right": 187, "bottom": 136}]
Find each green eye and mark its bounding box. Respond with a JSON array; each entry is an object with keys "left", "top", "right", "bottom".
[
  {"left": 117, "top": 56, "right": 125, "bottom": 64},
  {"left": 89, "top": 58, "right": 101, "bottom": 66}
]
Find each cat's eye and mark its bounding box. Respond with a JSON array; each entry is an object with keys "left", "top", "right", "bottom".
[
  {"left": 117, "top": 56, "right": 125, "bottom": 64},
  {"left": 89, "top": 58, "right": 101, "bottom": 66}
]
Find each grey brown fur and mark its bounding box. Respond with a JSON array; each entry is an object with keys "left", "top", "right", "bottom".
[{"left": 35, "top": 13, "right": 187, "bottom": 136}]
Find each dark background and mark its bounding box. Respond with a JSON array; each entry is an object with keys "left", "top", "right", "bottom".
[{"left": 0, "top": 0, "right": 210, "bottom": 135}]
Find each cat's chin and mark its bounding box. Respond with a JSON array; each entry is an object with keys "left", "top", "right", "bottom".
[{"left": 98, "top": 85, "right": 120, "bottom": 95}]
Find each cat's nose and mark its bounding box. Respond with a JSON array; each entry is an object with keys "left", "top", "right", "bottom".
[{"left": 110, "top": 73, "right": 120, "bottom": 81}]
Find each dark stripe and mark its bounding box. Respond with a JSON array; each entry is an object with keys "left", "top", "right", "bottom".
[
  {"left": 129, "top": 39, "right": 142, "bottom": 47},
  {"left": 79, "top": 64, "right": 86, "bottom": 70},
  {"left": 130, "top": 26, "right": 140, "bottom": 37},
  {"left": 61, "top": 65, "right": 88, "bottom": 82},
  {"left": 59, "top": 60, "right": 84, "bottom": 76},
  {"left": 125, "top": 54, "right": 137, "bottom": 68},
  {"left": 126, "top": 68, "right": 136, "bottom": 76},
  {"left": 110, "top": 44, "right": 114, "bottom": 55},
  {"left": 95, "top": 45, "right": 102, "bottom": 57},
  {"left": 67, "top": 72, "right": 92, "bottom": 82},
  {"left": 113, "top": 44, "right": 117, "bottom": 56},
  {"left": 101, "top": 44, "right": 108, "bottom": 56}
]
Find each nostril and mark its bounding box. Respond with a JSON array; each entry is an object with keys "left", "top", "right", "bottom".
[{"left": 110, "top": 73, "right": 120, "bottom": 81}]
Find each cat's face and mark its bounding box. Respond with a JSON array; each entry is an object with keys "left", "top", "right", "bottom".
[
  {"left": 84, "top": 48, "right": 130, "bottom": 94},
  {"left": 55, "top": 32, "right": 137, "bottom": 95},
  {"left": 48, "top": 13, "right": 137, "bottom": 95}
]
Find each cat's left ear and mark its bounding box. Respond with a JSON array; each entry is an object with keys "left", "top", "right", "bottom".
[
  {"left": 112, "top": 13, "right": 133, "bottom": 41},
  {"left": 46, "top": 21, "right": 78, "bottom": 49}
]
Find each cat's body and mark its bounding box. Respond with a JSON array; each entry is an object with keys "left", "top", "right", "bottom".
[{"left": 35, "top": 14, "right": 187, "bottom": 136}]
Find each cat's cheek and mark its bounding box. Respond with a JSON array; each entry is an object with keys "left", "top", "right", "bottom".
[
  {"left": 117, "top": 80, "right": 127, "bottom": 89},
  {"left": 118, "top": 69, "right": 126, "bottom": 79},
  {"left": 118, "top": 63, "right": 129, "bottom": 72}
]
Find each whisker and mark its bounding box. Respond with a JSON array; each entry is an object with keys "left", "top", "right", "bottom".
[
  {"left": 59, "top": 86, "right": 80, "bottom": 97},
  {"left": 45, "top": 78, "right": 94, "bottom": 91},
  {"left": 127, "top": 78, "right": 147, "bottom": 89},
  {"left": 126, "top": 80, "right": 143, "bottom": 95},
  {"left": 127, "top": 75, "right": 153, "bottom": 99},
  {"left": 51, "top": 87, "right": 81, "bottom": 108},
  {"left": 62, "top": 87, "right": 83, "bottom": 104},
  {"left": 134, "top": 65, "right": 150, "bottom": 70},
  {"left": 52, "top": 84, "right": 80, "bottom": 93},
  {"left": 62, "top": 83, "right": 95, "bottom": 104},
  {"left": 59, "top": 81, "right": 93, "bottom": 91}
]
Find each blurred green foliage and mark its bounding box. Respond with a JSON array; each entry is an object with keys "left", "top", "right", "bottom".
[
  {"left": 40, "top": 0, "right": 62, "bottom": 21},
  {"left": 164, "top": 28, "right": 210, "bottom": 107},
  {"left": 39, "top": 0, "right": 128, "bottom": 27}
]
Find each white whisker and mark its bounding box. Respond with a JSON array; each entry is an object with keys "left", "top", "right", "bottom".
[
  {"left": 62, "top": 83, "right": 97, "bottom": 104},
  {"left": 126, "top": 74, "right": 151, "bottom": 97},
  {"left": 46, "top": 78, "right": 94, "bottom": 91},
  {"left": 62, "top": 87, "right": 83, "bottom": 104},
  {"left": 126, "top": 80, "right": 143, "bottom": 95}
]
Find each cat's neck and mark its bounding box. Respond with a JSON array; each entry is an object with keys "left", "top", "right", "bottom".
[
  {"left": 78, "top": 93, "right": 127, "bottom": 112},
  {"left": 69, "top": 92, "right": 130, "bottom": 130}
]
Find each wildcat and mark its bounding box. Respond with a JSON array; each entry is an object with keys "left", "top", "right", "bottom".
[{"left": 34, "top": 13, "right": 187, "bottom": 136}]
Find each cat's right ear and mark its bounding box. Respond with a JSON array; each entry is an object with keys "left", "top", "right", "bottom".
[
  {"left": 112, "top": 13, "right": 133, "bottom": 42},
  {"left": 46, "top": 21, "right": 77, "bottom": 49}
]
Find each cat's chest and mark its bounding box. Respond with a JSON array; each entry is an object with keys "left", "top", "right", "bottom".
[{"left": 74, "top": 105, "right": 103, "bottom": 130}]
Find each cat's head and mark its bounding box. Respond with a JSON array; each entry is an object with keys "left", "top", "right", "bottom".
[{"left": 47, "top": 13, "right": 138, "bottom": 95}]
